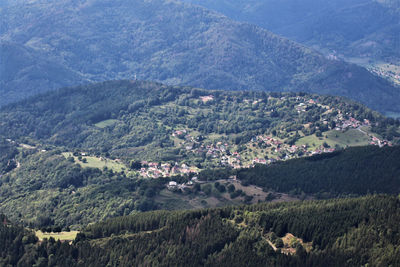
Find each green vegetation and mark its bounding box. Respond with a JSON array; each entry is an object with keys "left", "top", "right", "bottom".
[
  {"left": 0, "top": 81, "right": 399, "bottom": 230},
  {"left": 0, "top": 150, "right": 166, "bottom": 229},
  {"left": 1, "top": 0, "right": 399, "bottom": 114},
  {"left": 199, "top": 145, "right": 400, "bottom": 197},
  {"left": 1, "top": 141, "right": 400, "bottom": 230},
  {"left": 2, "top": 195, "right": 400, "bottom": 266},
  {"left": 0, "top": 137, "right": 18, "bottom": 174},
  {"left": 295, "top": 128, "right": 370, "bottom": 149},
  {"left": 1, "top": 80, "right": 398, "bottom": 174},
  {"left": 1, "top": 1, "right": 399, "bottom": 264},
  {"left": 62, "top": 152, "right": 127, "bottom": 173},
  {"left": 183, "top": 0, "right": 400, "bottom": 67}
]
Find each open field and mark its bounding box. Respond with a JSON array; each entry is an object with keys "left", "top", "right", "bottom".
[
  {"left": 62, "top": 152, "right": 128, "bottom": 173},
  {"left": 94, "top": 119, "right": 119, "bottom": 128},
  {"left": 296, "top": 129, "right": 369, "bottom": 149},
  {"left": 35, "top": 230, "right": 79, "bottom": 241}
]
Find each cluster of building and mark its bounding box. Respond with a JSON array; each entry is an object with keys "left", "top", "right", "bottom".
[
  {"left": 199, "top": 95, "right": 214, "bottom": 103},
  {"left": 334, "top": 116, "right": 371, "bottom": 131},
  {"left": 138, "top": 161, "right": 198, "bottom": 178},
  {"left": 367, "top": 65, "right": 400, "bottom": 85},
  {"left": 137, "top": 96, "right": 394, "bottom": 178},
  {"left": 167, "top": 177, "right": 200, "bottom": 191},
  {"left": 295, "top": 98, "right": 319, "bottom": 113},
  {"left": 370, "top": 136, "right": 392, "bottom": 147}
]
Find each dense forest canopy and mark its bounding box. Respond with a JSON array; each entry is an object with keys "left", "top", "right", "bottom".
[
  {"left": 199, "top": 145, "right": 400, "bottom": 196},
  {"left": 1, "top": 195, "right": 400, "bottom": 266}
]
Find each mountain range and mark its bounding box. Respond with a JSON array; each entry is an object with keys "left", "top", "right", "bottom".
[
  {"left": 1, "top": 0, "right": 399, "bottom": 115},
  {"left": 1, "top": 1, "right": 400, "bottom": 265},
  {"left": 183, "top": 0, "right": 400, "bottom": 64}
]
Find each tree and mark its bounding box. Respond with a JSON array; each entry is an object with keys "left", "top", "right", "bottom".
[{"left": 131, "top": 161, "right": 142, "bottom": 170}]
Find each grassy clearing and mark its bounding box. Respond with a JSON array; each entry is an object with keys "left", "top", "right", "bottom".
[
  {"left": 296, "top": 129, "right": 369, "bottom": 149},
  {"left": 325, "top": 129, "right": 369, "bottom": 146},
  {"left": 62, "top": 152, "right": 127, "bottom": 172},
  {"left": 156, "top": 189, "right": 199, "bottom": 210},
  {"left": 208, "top": 133, "right": 225, "bottom": 141},
  {"left": 296, "top": 135, "right": 331, "bottom": 150},
  {"left": 35, "top": 230, "right": 79, "bottom": 241},
  {"left": 94, "top": 119, "right": 119, "bottom": 128}
]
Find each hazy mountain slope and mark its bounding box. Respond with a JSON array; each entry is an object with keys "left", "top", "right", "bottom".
[
  {"left": 1, "top": 0, "right": 399, "bottom": 114},
  {"left": 0, "top": 43, "right": 86, "bottom": 106},
  {"left": 182, "top": 0, "right": 400, "bottom": 63}
]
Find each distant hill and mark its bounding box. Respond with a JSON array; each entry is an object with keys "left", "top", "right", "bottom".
[
  {"left": 0, "top": 43, "right": 86, "bottom": 105},
  {"left": 1, "top": 80, "right": 398, "bottom": 166},
  {"left": 1, "top": 0, "right": 399, "bottom": 114},
  {"left": 182, "top": 0, "right": 400, "bottom": 64}
]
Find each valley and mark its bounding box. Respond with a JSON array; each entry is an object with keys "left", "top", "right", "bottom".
[
  {"left": 1, "top": 0, "right": 400, "bottom": 265},
  {"left": 183, "top": 0, "right": 400, "bottom": 80}
]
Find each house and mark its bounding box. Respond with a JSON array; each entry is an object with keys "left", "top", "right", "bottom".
[
  {"left": 200, "top": 95, "right": 214, "bottom": 103},
  {"left": 168, "top": 181, "right": 177, "bottom": 187}
]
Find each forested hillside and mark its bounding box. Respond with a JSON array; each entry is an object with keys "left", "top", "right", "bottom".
[
  {"left": 1, "top": 1, "right": 399, "bottom": 265},
  {"left": 1, "top": 136, "right": 400, "bottom": 229},
  {"left": 0, "top": 80, "right": 399, "bottom": 228},
  {"left": 183, "top": 0, "right": 400, "bottom": 63},
  {"left": 0, "top": 43, "right": 86, "bottom": 105},
  {"left": 0, "top": 136, "right": 18, "bottom": 174},
  {"left": 1, "top": 80, "right": 398, "bottom": 169},
  {"left": 1, "top": 0, "right": 399, "bottom": 114},
  {"left": 2, "top": 195, "right": 400, "bottom": 266},
  {"left": 199, "top": 145, "right": 400, "bottom": 197}
]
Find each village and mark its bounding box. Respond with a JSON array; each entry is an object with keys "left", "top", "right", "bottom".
[
  {"left": 136, "top": 95, "right": 393, "bottom": 179},
  {"left": 6, "top": 94, "right": 393, "bottom": 181}
]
